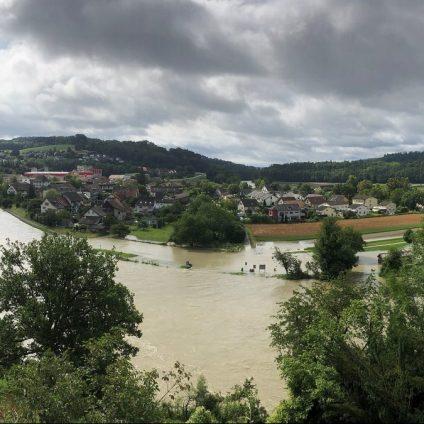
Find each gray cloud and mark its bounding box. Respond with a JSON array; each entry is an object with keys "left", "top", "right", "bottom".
[
  {"left": 1, "top": 0, "right": 424, "bottom": 165},
  {"left": 5, "top": 0, "right": 261, "bottom": 75}
]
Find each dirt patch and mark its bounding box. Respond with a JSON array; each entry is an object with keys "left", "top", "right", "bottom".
[{"left": 248, "top": 214, "right": 424, "bottom": 239}]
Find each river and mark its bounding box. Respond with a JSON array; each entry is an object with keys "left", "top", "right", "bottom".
[{"left": 0, "top": 210, "right": 379, "bottom": 410}]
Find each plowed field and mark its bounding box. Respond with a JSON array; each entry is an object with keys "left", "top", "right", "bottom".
[{"left": 248, "top": 214, "right": 423, "bottom": 241}]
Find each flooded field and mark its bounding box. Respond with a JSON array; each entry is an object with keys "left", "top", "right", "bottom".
[{"left": 0, "top": 210, "right": 380, "bottom": 410}]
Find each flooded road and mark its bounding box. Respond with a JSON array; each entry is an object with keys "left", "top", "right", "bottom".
[{"left": 0, "top": 210, "right": 379, "bottom": 410}]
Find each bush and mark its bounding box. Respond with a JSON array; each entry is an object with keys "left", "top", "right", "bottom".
[{"left": 110, "top": 223, "right": 130, "bottom": 238}]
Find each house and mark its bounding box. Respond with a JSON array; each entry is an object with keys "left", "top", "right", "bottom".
[
  {"left": 373, "top": 201, "right": 396, "bottom": 215},
  {"left": 103, "top": 195, "right": 132, "bottom": 221},
  {"left": 305, "top": 194, "right": 326, "bottom": 208},
  {"left": 268, "top": 204, "right": 303, "bottom": 222},
  {"left": 31, "top": 175, "right": 50, "bottom": 189},
  {"left": 113, "top": 185, "right": 139, "bottom": 201},
  {"left": 134, "top": 196, "right": 155, "bottom": 215},
  {"left": 79, "top": 206, "right": 107, "bottom": 231},
  {"left": 352, "top": 195, "right": 378, "bottom": 209},
  {"left": 238, "top": 199, "right": 260, "bottom": 216},
  {"left": 248, "top": 190, "right": 279, "bottom": 206},
  {"left": 327, "top": 195, "right": 349, "bottom": 210},
  {"left": 40, "top": 197, "right": 68, "bottom": 213},
  {"left": 347, "top": 204, "right": 370, "bottom": 217},
  {"left": 44, "top": 182, "right": 76, "bottom": 197},
  {"left": 153, "top": 194, "right": 176, "bottom": 209},
  {"left": 7, "top": 182, "right": 30, "bottom": 196},
  {"left": 317, "top": 205, "right": 339, "bottom": 217},
  {"left": 62, "top": 192, "right": 86, "bottom": 213}
]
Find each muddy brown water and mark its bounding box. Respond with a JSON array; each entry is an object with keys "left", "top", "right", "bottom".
[{"left": 0, "top": 210, "right": 380, "bottom": 410}]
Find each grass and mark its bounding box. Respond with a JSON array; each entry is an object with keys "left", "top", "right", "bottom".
[
  {"left": 303, "top": 237, "right": 408, "bottom": 253},
  {"left": 20, "top": 144, "right": 73, "bottom": 154},
  {"left": 364, "top": 237, "right": 407, "bottom": 252},
  {"left": 254, "top": 234, "right": 318, "bottom": 242},
  {"left": 94, "top": 248, "right": 137, "bottom": 261},
  {"left": 130, "top": 224, "right": 174, "bottom": 243}
]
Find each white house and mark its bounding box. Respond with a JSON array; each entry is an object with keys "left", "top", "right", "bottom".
[
  {"left": 348, "top": 204, "right": 370, "bottom": 217},
  {"left": 352, "top": 195, "right": 378, "bottom": 209},
  {"left": 373, "top": 201, "right": 396, "bottom": 215}
]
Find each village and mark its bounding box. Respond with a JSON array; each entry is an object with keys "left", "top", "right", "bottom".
[{"left": 1, "top": 162, "right": 406, "bottom": 242}]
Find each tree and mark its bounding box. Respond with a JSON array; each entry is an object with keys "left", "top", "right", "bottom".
[
  {"left": 380, "top": 248, "right": 403, "bottom": 276},
  {"left": 387, "top": 176, "right": 410, "bottom": 191},
  {"left": 44, "top": 188, "right": 60, "bottom": 201},
  {"left": 0, "top": 234, "right": 142, "bottom": 367},
  {"left": 404, "top": 229, "right": 414, "bottom": 244},
  {"left": 187, "top": 406, "right": 217, "bottom": 423},
  {"left": 357, "top": 179, "right": 373, "bottom": 194},
  {"left": 172, "top": 195, "right": 245, "bottom": 247},
  {"left": 273, "top": 249, "right": 304, "bottom": 279},
  {"left": 1, "top": 333, "right": 161, "bottom": 423},
  {"left": 111, "top": 223, "right": 130, "bottom": 238},
  {"left": 298, "top": 183, "right": 313, "bottom": 198},
  {"left": 312, "top": 217, "right": 364, "bottom": 279},
  {"left": 269, "top": 265, "right": 424, "bottom": 423}
]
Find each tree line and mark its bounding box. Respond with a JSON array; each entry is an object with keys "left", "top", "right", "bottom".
[{"left": 7, "top": 134, "right": 424, "bottom": 182}]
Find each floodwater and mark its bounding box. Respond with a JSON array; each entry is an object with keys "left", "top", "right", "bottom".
[{"left": 0, "top": 210, "right": 380, "bottom": 410}]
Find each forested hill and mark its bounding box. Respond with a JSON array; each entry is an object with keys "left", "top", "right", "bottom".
[{"left": 3, "top": 134, "right": 424, "bottom": 183}]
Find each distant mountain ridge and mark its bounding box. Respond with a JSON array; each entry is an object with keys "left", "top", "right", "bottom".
[{"left": 2, "top": 134, "right": 424, "bottom": 183}]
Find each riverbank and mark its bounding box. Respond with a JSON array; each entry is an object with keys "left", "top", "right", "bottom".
[{"left": 8, "top": 207, "right": 100, "bottom": 238}]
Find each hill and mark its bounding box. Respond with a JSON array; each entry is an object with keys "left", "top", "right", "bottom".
[{"left": 2, "top": 134, "right": 424, "bottom": 183}]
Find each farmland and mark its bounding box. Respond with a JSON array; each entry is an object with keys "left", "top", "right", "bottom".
[{"left": 248, "top": 214, "right": 423, "bottom": 241}]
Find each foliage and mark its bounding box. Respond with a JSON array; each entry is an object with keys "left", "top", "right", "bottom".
[
  {"left": 0, "top": 333, "right": 161, "bottom": 423},
  {"left": 187, "top": 406, "right": 217, "bottom": 423},
  {"left": 110, "top": 223, "right": 130, "bottom": 238},
  {"left": 312, "top": 217, "right": 364, "bottom": 280},
  {"left": 380, "top": 248, "right": 403, "bottom": 276},
  {"left": 172, "top": 195, "right": 245, "bottom": 247},
  {"left": 273, "top": 248, "right": 305, "bottom": 279},
  {"left": 403, "top": 228, "right": 414, "bottom": 243},
  {"left": 0, "top": 235, "right": 142, "bottom": 368},
  {"left": 269, "top": 260, "right": 424, "bottom": 423}
]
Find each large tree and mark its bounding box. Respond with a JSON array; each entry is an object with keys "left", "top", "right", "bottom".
[
  {"left": 312, "top": 217, "right": 364, "bottom": 280},
  {"left": 269, "top": 227, "right": 424, "bottom": 423},
  {"left": 0, "top": 234, "right": 142, "bottom": 368},
  {"left": 172, "top": 195, "right": 245, "bottom": 247}
]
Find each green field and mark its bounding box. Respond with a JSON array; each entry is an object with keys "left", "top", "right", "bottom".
[
  {"left": 130, "top": 225, "right": 174, "bottom": 243},
  {"left": 303, "top": 236, "right": 407, "bottom": 253},
  {"left": 364, "top": 237, "right": 407, "bottom": 252},
  {"left": 20, "top": 144, "right": 73, "bottom": 154},
  {"left": 94, "top": 249, "right": 137, "bottom": 261}
]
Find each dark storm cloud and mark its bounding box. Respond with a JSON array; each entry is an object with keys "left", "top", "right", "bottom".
[
  {"left": 271, "top": 0, "right": 424, "bottom": 97},
  {"left": 5, "top": 0, "right": 260, "bottom": 75},
  {"left": 3, "top": 0, "right": 424, "bottom": 164}
]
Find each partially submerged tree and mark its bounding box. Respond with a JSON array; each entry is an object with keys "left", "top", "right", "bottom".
[{"left": 273, "top": 249, "right": 305, "bottom": 279}]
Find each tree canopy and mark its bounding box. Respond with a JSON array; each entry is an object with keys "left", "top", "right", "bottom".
[
  {"left": 269, "top": 226, "right": 424, "bottom": 423},
  {"left": 312, "top": 217, "right": 364, "bottom": 280},
  {"left": 0, "top": 234, "right": 142, "bottom": 368},
  {"left": 172, "top": 195, "right": 245, "bottom": 247}
]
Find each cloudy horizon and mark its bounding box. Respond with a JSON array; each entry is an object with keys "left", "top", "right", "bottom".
[{"left": 1, "top": 0, "right": 424, "bottom": 166}]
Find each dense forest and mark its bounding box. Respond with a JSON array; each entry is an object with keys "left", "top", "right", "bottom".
[{"left": 3, "top": 134, "right": 424, "bottom": 183}]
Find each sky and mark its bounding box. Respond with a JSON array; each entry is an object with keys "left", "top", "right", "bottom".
[{"left": 1, "top": 0, "right": 424, "bottom": 166}]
